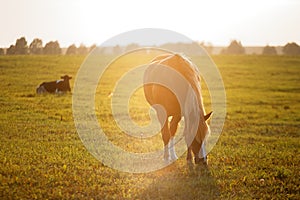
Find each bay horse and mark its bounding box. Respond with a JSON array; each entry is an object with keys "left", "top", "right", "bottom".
[{"left": 143, "top": 53, "right": 212, "bottom": 164}]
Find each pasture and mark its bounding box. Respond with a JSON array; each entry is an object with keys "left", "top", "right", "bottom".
[{"left": 0, "top": 54, "right": 299, "bottom": 199}]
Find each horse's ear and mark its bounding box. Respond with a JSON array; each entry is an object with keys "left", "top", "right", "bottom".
[{"left": 204, "top": 111, "right": 213, "bottom": 121}]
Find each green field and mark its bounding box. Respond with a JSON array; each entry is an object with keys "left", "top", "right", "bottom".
[{"left": 0, "top": 54, "right": 299, "bottom": 199}]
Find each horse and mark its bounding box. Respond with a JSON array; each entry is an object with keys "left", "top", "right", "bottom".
[{"left": 143, "top": 53, "right": 212, "bottom": 164}]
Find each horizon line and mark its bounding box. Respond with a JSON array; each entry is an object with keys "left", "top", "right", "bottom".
[{"left": 0, "top": 40, "right": 298, "bottom": 49}]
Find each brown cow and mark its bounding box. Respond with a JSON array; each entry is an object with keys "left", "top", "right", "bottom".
[{"left": 36, "top": 75, "right": 72, "bottom": 94}]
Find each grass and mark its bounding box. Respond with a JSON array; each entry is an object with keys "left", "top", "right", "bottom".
[{"left": 0, "top": 54, "right": 299, "bottom": 199}]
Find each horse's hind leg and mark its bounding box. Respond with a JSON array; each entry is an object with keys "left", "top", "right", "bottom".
[
  {"left": 162, "top": 124, "right": 171, "bottom": 161},
  {"left": 156, "top": 109, "right": 170, "bottom": 161},
  {"left": 186, "top": 147, "right": 192, "bottom": 162},
  {"left": 169, "top": 115, "right": 181, "bottom": 160},
  {"left": 170, "top": 115, "right": 181, "bottom": 137}
]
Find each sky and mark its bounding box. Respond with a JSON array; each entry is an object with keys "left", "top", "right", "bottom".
[{"left": 0, "top": 0, "right": 299, "bottom": 47}]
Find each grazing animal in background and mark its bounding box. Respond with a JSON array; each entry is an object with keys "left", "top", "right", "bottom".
[
  {"left": 36, "top": 75, "right": 72, "bottom": 94},
  {"left": 143, "top": 53, "right": 212, "bottom": 164}
]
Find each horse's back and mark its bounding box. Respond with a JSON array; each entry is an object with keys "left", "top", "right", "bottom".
[
  {"left": 143, "top": 54, "right": 200, "bottom": 116},
  {"left": 143, "top": 61, "right": 180, "bottom": 115}
]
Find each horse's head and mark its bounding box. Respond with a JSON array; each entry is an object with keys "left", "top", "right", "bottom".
[{"left": 190, "top": 111, "right": 213, "bottom": 164}]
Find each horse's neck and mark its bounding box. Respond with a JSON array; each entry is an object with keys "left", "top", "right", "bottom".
[{"left": 183, "top": 86, "right": 206, "bottom": 141}]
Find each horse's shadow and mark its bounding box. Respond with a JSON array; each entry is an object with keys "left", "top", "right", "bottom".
[{"left": 136, "top": 161, "right": 220, "bottom": 200}]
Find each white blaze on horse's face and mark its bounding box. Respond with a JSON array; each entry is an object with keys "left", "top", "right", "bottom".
[
  {"left": 199, "top": 123, "right": 211, "bottom": 161},
  {"left": 198, "top": 112, "right": 212, "bottom": 161}
]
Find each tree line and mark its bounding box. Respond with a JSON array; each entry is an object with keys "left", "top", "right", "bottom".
[
  {"left": 219, "top": 40, "right": 300, "bottom": 56},
  {"left": 0, "top": 37, "right": 300, "bottom": 56},
  {"left": 0, "top": 37, "right": 94, "bottom": 55}
]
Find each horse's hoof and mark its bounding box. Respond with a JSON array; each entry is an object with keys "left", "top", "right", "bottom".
[
  {"left": 163, "top": 155, "right": 170, "bottom": 162},
  {"left": 187, "top": 159, "right": 193, "bottom": 168},
  {"left": 202, "top": 159, "right": 208, "bottom": 166},
  {"left": 170, "top": 154, "right": 178, "bottom": 161},
  {"left": 195, "top": 157, "right": 208, "bottom": 165}
]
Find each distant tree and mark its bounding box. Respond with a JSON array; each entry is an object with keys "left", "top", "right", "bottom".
[
  {"left": 159, "top": 42, "right": 204, "bottom": 55},
  {"left": 199, "top": 41, "right": 213, "bottom": 55},
  {"left": 222, "top": 40, "right": 245, "bottom": 55},
  {"left": 43, "top": 41, "right": 61, "bottom": 55},
  {"left": 66, "top": 44, "right": 77, "bottom": 55},
  {"left": 262, "top": 45, "right": 277, "bottom": 55},
  {"left": 0, "top": 48, "right": 4, "bottom": 55},
  {"left": 283, "top": 42, "right": 300, "bottom": 56},
  {"left": 15, "top": 37, "right": 28, "bottom": 54},
  {"left": 6, "top": 45, "right": 16, "bottom": 55},
  {"left": 89, "top": 44, "right": 97, "bottom": 52},
  {"left": 96, "top": 47, "right": 107, "bottom": 54},
  {"left": 125, "top": 43, "right": 139, "bottom": 52},
  {"left": 29, "top": 38, "right": 43, "bottom": 54},
  {"left": 77, "top": 44, "right": 88, "bottom": 55},
  {"left": 113, "top": 45, "right": 122, "bottom": 54}
]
